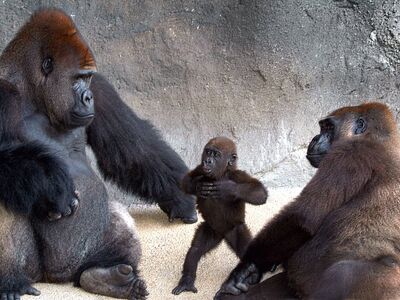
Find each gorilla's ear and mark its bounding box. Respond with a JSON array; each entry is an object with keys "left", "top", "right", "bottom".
[
  {"left": 354, "top": 117, "right": 367, "bottom": 135},
  {"left": 228, "top": 154, "right": 237, "bottom": 166}
]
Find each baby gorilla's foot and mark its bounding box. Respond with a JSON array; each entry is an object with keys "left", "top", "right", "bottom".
[
  {"left": 80, "top": 264, "right": 148, "bottom": 300},
  {"left": 172, "top": 274, "right": 198, "bottom": 295}
]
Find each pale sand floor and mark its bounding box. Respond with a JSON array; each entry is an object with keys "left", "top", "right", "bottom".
[{"left": 25, "top": 188, "right": 300, "bottom": 300}]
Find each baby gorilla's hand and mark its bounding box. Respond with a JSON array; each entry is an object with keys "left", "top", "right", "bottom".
[{"left": 198, "top": 180, "right": 238, "bottom": 200}]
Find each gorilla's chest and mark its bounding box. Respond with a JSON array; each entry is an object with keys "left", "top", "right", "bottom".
[{"left": 21, "top": 112, "right": 91, "bottom": 177}]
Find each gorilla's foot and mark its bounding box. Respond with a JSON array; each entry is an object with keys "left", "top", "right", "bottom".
[
  {"left": 0, "top": 283, "right": 40, "bottom": 300},
  {"left": 79, "top": 264, "right": 148, "bottom": 300},
  {"left": 172, "top": 275, "right": 198, "bottom": 295}
]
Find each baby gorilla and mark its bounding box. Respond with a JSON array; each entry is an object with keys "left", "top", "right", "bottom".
[{"left": 172, "top": 137, "right": 268, "bottom": 295}]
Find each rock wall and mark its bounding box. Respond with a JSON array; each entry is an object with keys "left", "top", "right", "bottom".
[{"left": 1, "top": 0, "right": 400, "bottom": 193}]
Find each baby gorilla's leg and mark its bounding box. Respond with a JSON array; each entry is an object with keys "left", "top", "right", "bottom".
[
  {"left": 172, "top": 222, "right": 223, "bottom": 295},
  {"left": 225, "top": 223, "right": 252, "bottom": 259}
]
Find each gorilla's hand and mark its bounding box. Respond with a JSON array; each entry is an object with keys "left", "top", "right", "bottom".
[
  {"left": 0, "top": 281, "right": 41, "bottom": 300},
  {"left": 214, "top": 262, "right": 261, "bottom": 300},
  {"left": 34, "top": 157, "right": 80, "bottom": 221},
  {"left": 0, "top": 143, "right": 79, "bottom": 221},
  {"left": 198, "top": 180, "right": 237, "bottom": 200}
]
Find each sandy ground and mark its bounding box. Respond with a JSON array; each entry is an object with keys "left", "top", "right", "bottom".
[{"left": 25, "top": 188, "right": 300, "bottom": 300}]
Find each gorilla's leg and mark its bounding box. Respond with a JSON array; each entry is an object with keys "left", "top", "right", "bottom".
[
  {"left": 218, "top": 273, "right": 297, "bottom": 300},
  {"left": 310, "top": 258, "right": 400, "bottom": 300},
  {"left": 0, "top": 207, "right": 41, "bottom": 299},
  {"left": 172, "top": 222, "right": 223, "bottom": 295},
  {"left": 225, "top": 224, "right": 252, "bottom": 259},
  {"left": 78, "top": 202, "right": 148, "bottom": 300}
]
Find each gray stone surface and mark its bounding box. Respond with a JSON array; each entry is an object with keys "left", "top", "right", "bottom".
[{"left": 1, "top": 1, "right": 400, "bottom": 198}]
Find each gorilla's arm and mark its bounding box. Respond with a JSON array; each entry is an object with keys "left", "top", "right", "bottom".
[
  {"left": 215, "top": 140, "right": 376, "bottom": 298},
  {"left": 0, "top": 143, "right": 78, "bottom": 219},
  {"left": 87, "top": 74, "right": 196, "bottom": 222},
  {"left": 229, "top": 170, "right": 268, "bottom": 205}
]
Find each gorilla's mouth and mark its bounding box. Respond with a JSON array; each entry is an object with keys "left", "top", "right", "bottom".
[
  {"left": 72, "top": 112, "right": 94, "bottom": 119},
  {"left": 306, "top": 153, "right": 325, "bottom": 168},
  {"left": 69, "top": 112, "right": 95, "bottom": 128},
  {"left": 202, "top": 166, "right": 212, "bottom": 173}
]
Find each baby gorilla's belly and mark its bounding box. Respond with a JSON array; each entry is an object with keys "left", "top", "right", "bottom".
[
  {"left": 34, "top": 171, "right": 110, "bottom": 282},
  {"left": 198, "top": 199, "right": 242, "bottom": 234}
]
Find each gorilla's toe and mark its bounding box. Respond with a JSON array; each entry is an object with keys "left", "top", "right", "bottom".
[{"left": 129, "top": 278, "right": 148, "bottom": 300}]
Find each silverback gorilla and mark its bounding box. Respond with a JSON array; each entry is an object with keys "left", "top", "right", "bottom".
[
  {"left": 215, "top": 103, "right": 400, "bottom": 299},
  {"left": 0, "top": 9, "right": 196, "bottom": 299}
]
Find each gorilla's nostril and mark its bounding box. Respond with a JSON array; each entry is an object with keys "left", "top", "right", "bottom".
[{"left": 82, "top": 90, "right": 93, "bottom": 106}]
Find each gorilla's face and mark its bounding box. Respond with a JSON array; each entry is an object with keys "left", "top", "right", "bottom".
[
  {"left": 201, "top": 138, "right": 237, "bottom": 179},
  {"left": 306, "top": 113, "right": 367, "bottom": 168},
  {"left": 35, "top": 43, "right": 96, "bottom": 129},
  {"left": 69, "top": 69, "right": 95, "bottom": 128},
  {"left": 22, "top": 12, "right": 97, "bottom": 130},
  {"left": 306, "top": 117, "right": 335, "bottom": 168}
]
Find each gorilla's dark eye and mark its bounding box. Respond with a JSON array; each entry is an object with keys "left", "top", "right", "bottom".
[
  {"left": 355, "top": 117, "right": 367, "bottom": 135},
  {"left": 42, "top": 57, "right": 53, "bottom": 75}
]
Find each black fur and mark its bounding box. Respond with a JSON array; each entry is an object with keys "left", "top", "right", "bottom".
[
  {"left": 0, "top": 143, "right": 75, "bottom": 216},
  {"left": 87, "top": 74, "right": 197, "bottom": 222}
]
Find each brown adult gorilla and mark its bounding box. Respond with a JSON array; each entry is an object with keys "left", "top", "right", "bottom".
[
  {"left": 215, "top": 103, "right": 400, "bottom": 299},
  {"left": 0, "top": 8, "right": 196, "bottom": 300}
]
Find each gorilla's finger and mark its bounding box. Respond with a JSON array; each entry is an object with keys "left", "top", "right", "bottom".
[
  {"left": 200, "top": 186, "right": 218, "bottom": 191},
  {"left": 63, "top": 206, "right": 72, "bottom": 217},
  {"left": 24, "top": 287, "right": 40, "bottom": 296},
  {"left": 168, "top": 212, "right": 176, "bottom": 222},
  {"left": 48, "top": 211, "right": 62, "bottom": 221},
  {"left": 209, "top": 191, "right": 220, "bottom": 199},
  {"left": 70, "top": 198, "right": 79, "bottom": 214},
  {"left": 236, "top": 282, "right": 249, "bottom": 292},
  {"left": 222, "top": 284, "right": 242, "bottom": 295}
]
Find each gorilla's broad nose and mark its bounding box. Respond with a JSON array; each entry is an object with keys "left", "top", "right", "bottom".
[{"left": 82, "top": 90, "right": 93, "bottom": 107}]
